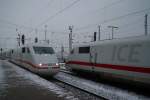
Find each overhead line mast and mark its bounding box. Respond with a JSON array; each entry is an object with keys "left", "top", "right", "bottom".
[
  {"left": 108, "top": 26, "right": 118, "bottom": 39},
  {"left": 145, "top": 14, "right": 148, "bottom": 36}
]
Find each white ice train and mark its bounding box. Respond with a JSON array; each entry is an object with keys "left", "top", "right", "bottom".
[
  {"left": 67, "top": 36, "right": 150, "bottom": 86},
  {"left": 7, "top": 43, "right": 60, "bottom": 76}
]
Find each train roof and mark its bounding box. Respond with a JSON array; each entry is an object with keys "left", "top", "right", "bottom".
[{"left": 73, "top": 35, "right": 150, "bottom": 48}]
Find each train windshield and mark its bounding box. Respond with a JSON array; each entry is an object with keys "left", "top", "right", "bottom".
[{"left": 33, "top": 47, "right": 55, "bottom": 54}]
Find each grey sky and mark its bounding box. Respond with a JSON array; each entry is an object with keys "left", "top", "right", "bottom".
[{"left": 0, "top": 0, "right": 150, "bottom": 51}]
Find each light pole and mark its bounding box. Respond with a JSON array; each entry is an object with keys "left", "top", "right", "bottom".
[
  {"left": 16, "top": 28, "right": 21, "bottom": 46},
  {"left": 69, "top": 25, "right": 73, "bottom": 54},
  {"left": 98, "top": 25, "right": 101, "bottom": 41},
  {"left": 44, "top": 25, "right": 47, "bottom": 42}
]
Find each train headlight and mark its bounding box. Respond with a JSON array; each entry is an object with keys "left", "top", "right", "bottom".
[
  {"left": 38, "top": 63, "right": 48, "bottom": 67},
  {"left": 56, "top": 63, "right": 59, "bottom": 66},
  {"left": 39, "top": 63, "right": 42, "bottom": 66}
]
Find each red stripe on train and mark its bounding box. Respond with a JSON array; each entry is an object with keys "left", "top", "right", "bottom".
[
  {"left": 67, "top": 61, "right": 150, "bottom": 74},
  {"left": 17, "top": 59, "right": 48, "bottom": 69}
]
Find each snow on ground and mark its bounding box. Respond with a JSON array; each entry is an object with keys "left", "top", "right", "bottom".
[{"left": 0, "top": 60, "right": 8, "bottom": 97}]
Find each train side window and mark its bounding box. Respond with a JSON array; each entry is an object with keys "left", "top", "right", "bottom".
[
  {"left": 22, "top": 47, "right": 25, "bottom": 53},
  {"left": 27, "top": 48, "right": 30, "bottom": 53},
  {"left": 79, "top": 46, "right": 90, "bottom": 53}
]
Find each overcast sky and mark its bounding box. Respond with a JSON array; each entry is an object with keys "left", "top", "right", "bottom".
[{"left": 0, "top": 0, "right": 150, "bottom": 52}]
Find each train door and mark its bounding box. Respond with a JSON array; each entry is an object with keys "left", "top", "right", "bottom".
[
  {"left": 25, "top": 47, "right": 32, "bottom": 61},
  {"left": 90, "top": 46, "right": 97, "bottom": 71},
  {"left": 22, "top": 47, "right": 26, "bottom": 60},
  {"left": 18, "top": 47, "right": 22, "bottom": 60}
]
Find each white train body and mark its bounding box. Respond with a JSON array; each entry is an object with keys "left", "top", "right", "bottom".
[
  {"left": 8, "top": 43, "right": 60, "bottom": 76},
  {"left": 67, "top": 36, "right": 150, "bottom": 85}
]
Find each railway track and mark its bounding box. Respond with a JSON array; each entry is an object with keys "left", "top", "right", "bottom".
[
  {"left": 54, "top": 71, "right": 107, "bottom": 100},
  {"left": 55, "top": 70, "right": 150, "bottom": 100}
]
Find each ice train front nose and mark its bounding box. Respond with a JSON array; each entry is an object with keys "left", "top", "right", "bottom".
[
  {"left": 32, "top": 46, "right": 60, "bottom": 75},
  {"left": 34, "top": 62, "right": 60, "bottom": 76},
  {"left": 33, "top": 55, "right": 59, "bottom": 75}
]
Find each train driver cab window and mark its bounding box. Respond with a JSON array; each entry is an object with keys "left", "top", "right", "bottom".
[
  {"left": 79, "top": 46, "right": 90, "bottom": 53},
  {"left": 33, "top": 47, "right": 55, "bottom": 54},
  {"left": 22, "top": 47, "right": 25, "bottom": 53}
]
